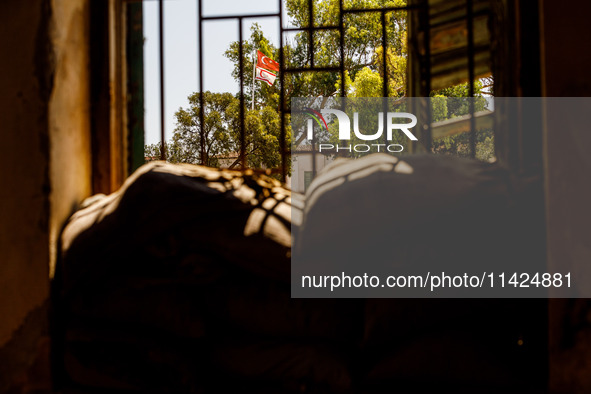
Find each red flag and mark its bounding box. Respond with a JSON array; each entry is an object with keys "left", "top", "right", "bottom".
[{"left": 257, "top": 50, "right": 279, "bottom": 73}]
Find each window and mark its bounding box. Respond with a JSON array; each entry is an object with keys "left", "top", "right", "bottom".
[{"left": 130, "top": 0, "right": 541, "bottom": 185}]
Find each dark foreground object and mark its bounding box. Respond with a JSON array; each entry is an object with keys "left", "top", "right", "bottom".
[{"left": 55, "top": 160, "right": 547, "bottom": 393}]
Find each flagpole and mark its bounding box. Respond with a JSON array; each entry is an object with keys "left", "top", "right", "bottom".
[{"left": 251, "top": 49, "right": 256, "bottom": 110}]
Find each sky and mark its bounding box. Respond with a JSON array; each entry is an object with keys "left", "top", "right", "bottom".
[{"left": 143, "top": 0, "right": 285, "bottom": 145}]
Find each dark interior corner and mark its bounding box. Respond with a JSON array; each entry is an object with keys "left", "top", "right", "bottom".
[{"left": 0, "top": 0, "right": 590, "bottom": 392}]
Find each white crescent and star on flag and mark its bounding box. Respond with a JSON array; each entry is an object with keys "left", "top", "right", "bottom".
[
  {"left": 257, "top": 50, "right": 279, "bottom": 73},
  {"left": 255, "top": 50, "right": 279, "bottom": 86}
]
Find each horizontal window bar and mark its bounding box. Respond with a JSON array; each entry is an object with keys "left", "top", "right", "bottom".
[
  {"left": 428, "top": 9, "right": 489, "bottom": 30},
  {"left": 282, "top": 26, "right": 340, "bottom": 32},
  {"left": 200, "top": 12, "right": 280, "bottom": 21},
  {"left": 343, "top": 5, "right": 421, "bottom": 14},
  {"left": 284, "top": 66, "right": 341, "bottom": 73}
]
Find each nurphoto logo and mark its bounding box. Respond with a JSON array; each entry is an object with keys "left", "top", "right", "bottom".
[{"left": 303, "top": 108, "right": 418, "bottom": 153}]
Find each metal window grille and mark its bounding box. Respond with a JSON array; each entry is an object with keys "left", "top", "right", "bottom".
[{"left": 150, "top": 0, "right": 493, "bottom": 182}]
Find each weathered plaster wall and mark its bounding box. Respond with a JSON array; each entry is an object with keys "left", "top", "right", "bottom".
[
  {"left": 0, "top": 0, "right": 91, "bottom": 390},
  {"left": 540, "top": 0, "right": 591, "bottom": 392},
  {"left": 48, "top": 0, "right": 92, "bottom": 279},
  {"left": 0, "top": 0, "right": 52, "bottom": 355}
]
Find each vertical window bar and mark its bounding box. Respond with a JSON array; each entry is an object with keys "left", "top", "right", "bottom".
[
  {"left": 279, "top": 0, "right": 287, "bottom": 182},
  {"left": 421, "top": 0, "right": 432, "bottom": 152},
  {"left": 339, "top": 0, "right": 345, "bottom": 97},
  {"left": 238, "top": 18, "right": 246, "bottom": 169},
  {"left": 198, "top": 0, "right": 206, "bottom": 165},
  {"left": 126, "top": 1, "right": 145, "bottom": 173},
  {"left": 308, "top": 0, "right": 316, "bottom": 172},
  {"left": 338, "top": 0, "right": 346, "bottom": 156},
  {"left": 311, "top": 128, "right": 317, "bottom": 175},
  {"left": 308, "top": 0, "right": 314, "bottom": 68},
  {"left": 311, "top": 112, "right": 317, "bottom": 174},
  {"left": 381, "top": 11, "right": 388, "bottom": 99},
  {"left": 159, "top": 0, "right": 166, "bottom": 160},
  {"left": 467, "top": 0, "right": 476, "bottom": 158},
  {"left": 308, "top": 0, "right": 317, "bottom": 172},
  {"left": 381, "top": 11, "right": 389, "bottom": 149}
]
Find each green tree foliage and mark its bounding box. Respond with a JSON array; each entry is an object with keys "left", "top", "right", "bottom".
[
  {"left": 430, "top": 81, "right": 495, "bottom": 160},
  {"left": 145, "top": 91, "right": 287, "bottom": 169},
  {"left": 285, "top": 0, "right": 408, "bottom": 98},
  {"left": 224, "top": 0, "right": 407, "bottom": 103},
  {"left": 171, "top": 91, "right": 235, "bottom": 166},
  {"left": 146, "top": 0, "right": 495, "bottom": 170}
]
